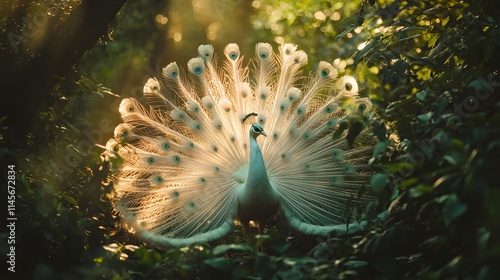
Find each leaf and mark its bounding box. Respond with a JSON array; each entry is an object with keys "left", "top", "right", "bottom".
[
  {"left": 382, "top": 162, "right": 414, "bottom": 174},
  {"left": 204, "top": 257, "right": 230, "bottom": 271},
  {"left": 409, "top": 184, "right": 434, "bottom": 197},
  {"left": 442, "top": 16, "right": 450, "bottom": 26},
  {"left": 415, "top": 90, "right": 427, "bottom": 101},
  {"left": 344, "top": 260, "right": 368, "bottom": 269},
  {"left": 417, "top": 112, "right": 433, "bottom": 122},
  {"left": 371, "top": 174, "right": 388, "bottom": 192},
  {"left": 271, "top": 242, "right": 291, "bottom": 254},
  {"left": 427, "top": 33, "right": 439, "bottom": 48},
  {"left": 373, "top": 140, "right": 389, "bottom": 158},
  {"left": 400, "top": 177, "right": 418, "bottom": 189},
  {"left": 354, "top": 40, "right": 379, "bottom": 66},
  {"left": 212, "top": 244, "right": 254, "bottom": 255},
  {"left": 336, "top": 23, "right": 359, "bottom": 40},
  {"left": 441, "top": 194, "right": 468, "bottom": 226},
  {"left": 61, "top": 193, "right": 78, "bottom": 206}
]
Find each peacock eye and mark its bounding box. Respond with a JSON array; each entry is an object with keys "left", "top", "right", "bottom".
[
  {"left": 171, "top": 71, "right": 177, "bottom": 77},
  {"left": 260, "top": 53, "right": 267, "bottom": 59},
  {"left": 252, "top": 125, "right": 263, "bottom": 133},
  {"left": 321, "top": 69, "right": 329, "bottom": 77},
  {"left": 152, "top": 85, "right": 158, "bottom": 91},
  {"left": 230, "top": 52, "right": 237, "bottom": 60},
  {"left": 194, "top": 67, "right": 202, "bottom": 74}
]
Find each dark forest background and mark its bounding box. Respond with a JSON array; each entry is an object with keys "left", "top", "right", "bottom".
[{"left": 1, "top": 0, "right": 499, "bottom": 279}]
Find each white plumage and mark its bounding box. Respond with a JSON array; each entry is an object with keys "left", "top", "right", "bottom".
[{"left": 105, "top": 42, "right": 376, "bottom": 248}]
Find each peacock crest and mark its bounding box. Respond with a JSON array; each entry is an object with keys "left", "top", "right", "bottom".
[{"left": 105, "top": 42, "right": 376, "bottom": 248}]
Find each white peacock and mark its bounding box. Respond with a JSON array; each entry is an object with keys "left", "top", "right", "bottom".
[{"left": 105, "top": 42, "right": 377, "bottom": 248}]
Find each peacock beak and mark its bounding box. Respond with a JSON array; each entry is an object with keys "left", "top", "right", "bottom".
[{"left": 261, "top": 132, "right": 267, "bottom": 137}]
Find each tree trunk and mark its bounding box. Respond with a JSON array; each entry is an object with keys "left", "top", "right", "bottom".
[{"left": 0, "top": 0, "right": 127, "bottom": 146}]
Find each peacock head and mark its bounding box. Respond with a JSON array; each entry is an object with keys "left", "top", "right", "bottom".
[
  {"left": 242, "top": 112, "right": 267, "bottom": 139},
  {"left": 250, "top": 123, "right": 267, "bottom": 138}
]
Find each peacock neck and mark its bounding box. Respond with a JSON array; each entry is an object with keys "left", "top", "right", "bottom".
[{"left": 245, "top": 132, "right": 271, "bottom": 190}]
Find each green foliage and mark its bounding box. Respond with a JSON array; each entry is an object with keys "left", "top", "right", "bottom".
[{"left": 2, "top": 0, "right": 500, "bottom": 279}]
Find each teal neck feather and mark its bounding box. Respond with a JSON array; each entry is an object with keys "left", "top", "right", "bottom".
[{"left": 245, "top": 131, "right": 271, "bottom": 190}]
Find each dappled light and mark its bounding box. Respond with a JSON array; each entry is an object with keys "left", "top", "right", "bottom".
[{"left": 1, "top": 0, "right": 499, "bottom": 279}]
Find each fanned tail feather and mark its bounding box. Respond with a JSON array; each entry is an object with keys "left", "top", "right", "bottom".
[{"left": 106, "top": 42, "right": 376, "bottom": 247}]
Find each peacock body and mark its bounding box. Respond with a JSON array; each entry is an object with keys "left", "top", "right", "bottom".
[{"left": 106, "top": 43, "right": 376, "bottom": 248}]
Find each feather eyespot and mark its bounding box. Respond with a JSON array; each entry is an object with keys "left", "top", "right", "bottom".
[
  {"left": 154, "top": 176, "right": 163, "bottom": 183},
  {"left": 345, "top": 83, "right": 353, "bottom": 91},
  {"left": 171, "top": 191, "right": 180, "bottom": 198}
]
